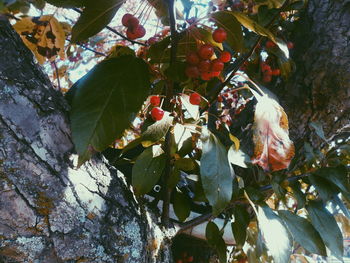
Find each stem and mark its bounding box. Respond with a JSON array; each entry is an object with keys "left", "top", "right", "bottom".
[
  {"left": 52, "top": 60, "right": 61, "bottom": 91},
  {"left": 161, "top": 0, "right": 178, "bottom": 226},
  {"left": 66, "top": 38, "right": 106, "bottom": 57}
]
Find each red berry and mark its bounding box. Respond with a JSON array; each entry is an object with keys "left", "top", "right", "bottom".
[
  {"left": 271, "top": 69, "right": 281, "bottom": 76},
  {"left": 135, "top": 25, "right": 146, "bottom": 38},
  {"left": 187, "top": 256, "right": 194, "bottom": 262},
  {"left": 151, "top": 107, "right": 164, "bottom": 121},
  {"left": 148, "top": 37, "right": 158, "bottom": 45},
  {"left": 201, "top": 71, "right": 212, "bottom": 81},
  {"left": 185, "top": 66, "right": 200, "bottom": 78},
  {"left": 217, "top": 96, "right": 223, "bottom": 102},
  {"left": 266, "top": 40, "right": 276, "bottom": 48},
  {"left": 198, "top": 59, "right": 211, "bottom": 72},
  {"left": 263, "top": 75, "right": 272, "bottom": 82},
  {"left": 150, "top": 95, "right": 160, "bottom": 106},
  {"left": 211, "top": 71, "right": 221, "bottom": 77},
  {"left": 189, "top": 92, "right": 201, "bottom": 105},
  {"left": 186, "top": 52, "right": 200, "bottom": 65},
  {"left": 126, "top": 28, "right": 138, "bottom": 40},
  {"left": 264, "top": 68, "right": 272, "bottom": 76},
  {"left": 287, "top": 41, "right": 294, "bottom": 49},
  {"left": 198, "top": 44, "right": 214, "bottom": 59},
  {"left": 219, "top": 51, "right": 231, "bottom": 63},
  {"left": 261, "top": 63, "right": 271, "bottom": 72},
  {"left": 211, "top": 59, "right": 224, "bottom": 71},
  {"left": 122, "top": 14, "right": 133, "bottom": 27},
  {"left": 212, "top": 28, "right": 227, "bottom": 43}
]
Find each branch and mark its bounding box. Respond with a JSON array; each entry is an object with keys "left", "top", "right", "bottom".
[
  {"left": 66, "top": 38, "right": 107, "bottom": 57},
  {"left": 161, "top": 0, "right": 178, "bottom": 226}
]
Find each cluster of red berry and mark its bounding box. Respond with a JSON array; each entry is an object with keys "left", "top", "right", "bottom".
[
  {"left": 149, "top": 92, "right": 201, "bottom": 122},
  {"left": 266, "top": 40, "right": 294, "bottom": 50},
  {"left": 261, "top": 62, "right": 280, "bottom": 82},
  {"left": 185, "top": 28, "right": 231, "bottom": 81},
  {"left": 122, "top": 13, "right": 146, "bottom": 40}
]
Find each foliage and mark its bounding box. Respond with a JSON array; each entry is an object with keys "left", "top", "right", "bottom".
[{"left": 3, "top": 0, "right": 349, "bottom": 262}]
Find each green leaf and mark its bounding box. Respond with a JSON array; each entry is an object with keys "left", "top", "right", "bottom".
[
  {"left": 309, "top": 174, "right": 339, "bottom": 201},
  {"left": 316, "top": 166, "right": 349, "bottom": 196},
  {"left": 70, "top": 56, "right": 150, "bottom": 165},
  {"left": 71, "top": 0, "right": 123, "bottom": 42},
  {"left": 231, "top": 11, "right": 276, "bottom": 42},
  {"left": 200, "top": 131, "right": 234, "bottom": 216},
  {"left": 147, "top": 36, "right": 171, "bottom": 63},
  {"left": 257, "top": 205, "right": 293, "bottom": 263},
  {"left": 278, "top": 210, "right": 327, "bottom": 256},
  {"left": 227, "top": 146, "right": 250, "bottom": 168},
  {"left": 175, "top": 158, "right": 195, "bottom": 172},
  {"left": 211, "top": 11, "right": 243, "bottom": 53},
  {"left": 309, "top": 121, "right": 327, "bottom": 142},
  {"left": 289, "top": 180, "right": 305, "bottom": 209},
  {"left": 306, "top": 200, "right": 344, "bottom": 260},
  {"left": 206, "top": 221, "right": 227, "bottom": 263},
  {"left": 173, "top": 189, "right": 191, "bottom": 222},
  {"left": 132, "top": 146, "right": 166, "bottom": 195},
  {"left": 46, "top": 0, "right": 84, "bottom": 7},
  {"left": 232, "top": 205, "right": 250, "bottom": 247}
]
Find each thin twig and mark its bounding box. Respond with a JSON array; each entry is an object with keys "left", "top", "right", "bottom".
[{"left": 66, "top": 38, "right": 107, "bottom": 56}]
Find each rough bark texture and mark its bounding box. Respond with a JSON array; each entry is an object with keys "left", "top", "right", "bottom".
[
  {"left": 0, "top": 16, "right": 175, "bottom": 263},
  {"left": 0, "top": 0, "right": 349, "bottom": 262},
  {"left": 276, "top": 0, "right": 350, "bottom": 145}
]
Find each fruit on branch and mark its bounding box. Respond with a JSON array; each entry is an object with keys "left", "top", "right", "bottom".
[
  {"left": 219, "top": 51, "right": 231, "bottom": 63},
  {"left": 271, "top": 69, "right": 281, "bottom": 76},
  {"left": 186, "top": 52, "right": 200, "bottom": 65},
  {"left": 265, "top": 40, "right": 276, "bottom": 49},
  {"left": 122, "top": 14, "right": 145, "bottom": 40},
  {"left": 211, "top": 59, "right": 224, "bottom": 71},
  {"left": 151, "top": 107, "right": 164, "bottom": 121},
  {"left": 150, "top": 95, "right": 160, "bottom": 106},
  {"left": 185, "top": 66, "right": 200, "bottom": 78},
  {"left": 122, "top": 14, "right": 139, "bottom": 29},
  {"left": 287, "top": 41, "right": 294, "bottom": 49},
  {"left": 201, "top": 71, "right": 212, "bottom": 81},
  {"left": 189, "top": 92, "right": 201, "bottom": 105},
  {"left": 198, "top": 59, "right": 211, "bottom": 72},
  {"left": 212, "top": 28, "right": 227, "bottom": 43},
  {"left": 198, "top": 44, "right": 214, "bottom": 59}
]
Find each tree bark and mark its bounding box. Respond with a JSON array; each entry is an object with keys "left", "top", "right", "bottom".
[
  {"left": 0, "top": 16, "right": 175, "bottom": 263},
  {"left": 275, "top": 0, "right": 350, "bottom": 145}
]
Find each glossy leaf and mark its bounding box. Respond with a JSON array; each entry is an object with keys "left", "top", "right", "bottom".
[
  {"left": 232, "top": 205, "right": 250, "bottom": 247},
  {"left": 70, "top": 56, "right": 150, "bottom": 165},
  {"left": 278, "top": 210, "right": 327, "bottom": 256},
  {"left": 309, "top": 121, "right": 327, "bottom": 142},
  {"left": 175, "top": 158, "right": 196, "bottom": 172},
  {"left": 306, "top": 200, "right": 344, "bottom": 260},
  {"left": 257, "top": 205, "right": 292, "bottom": 263},
  {"left": 173, "top": 190, "right": 191, "bottom": 222},
  {"left": 206, "top": 221, "right": 227, "bottom": 263},
  {"left": 132, "top": 146, "right": 166, "bottom": 195},
  {"left": 71, "top": 0, "right": 123, "bottom": 42},
  {"left": 231, "top": 11, "right": 276, "bottom": 42},
  {"left": 289, "top": 180, "right": 305, "bottom": 209},
  {"left": 200, "top": 130, "right": 234, "bottom": 216},
  {"left": 228, "top": 146, "right": 250, "bottom": 168},
  {"left": 211, "top": 11, "right": 243, "bottom": 53},
  {"left": 309, "top": 174, "right": 339, "bottom": 201},
  {"left": 316, "top": 166, "right": 349, "bottom": 196}
]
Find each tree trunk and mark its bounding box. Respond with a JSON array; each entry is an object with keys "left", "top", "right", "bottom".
[
  {"left": 276, "top": 0, "right": 350, "bottom": 145},
  {"left": 0, "top": 16, "right": 175, "bottom": 263}
]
